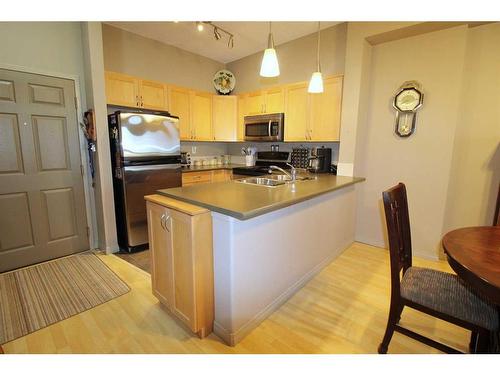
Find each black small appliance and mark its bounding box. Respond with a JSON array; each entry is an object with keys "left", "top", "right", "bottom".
[{"left": 308, "top": 147, "right": 332, "bottom": 173}]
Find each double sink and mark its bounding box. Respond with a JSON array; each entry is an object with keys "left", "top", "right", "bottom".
[{"left": 236, "top": 174, "right": 315, "bottom": 187}]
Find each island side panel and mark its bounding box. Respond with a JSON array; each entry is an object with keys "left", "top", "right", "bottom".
[{"left": 212, "top": 185, "right": 356, "bottom": 346}]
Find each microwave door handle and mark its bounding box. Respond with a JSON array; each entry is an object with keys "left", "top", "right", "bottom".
[{"left": 268, "top": 120, "right": 272, "bottom": 137}]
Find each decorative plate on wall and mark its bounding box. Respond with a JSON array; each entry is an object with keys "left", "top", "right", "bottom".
[{"left": 213, "top": 70, "right": 236, "bottom": 95}]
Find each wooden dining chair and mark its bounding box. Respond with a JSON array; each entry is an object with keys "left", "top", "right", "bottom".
[
  {"left": 494, "top": 183, "right": 499, "bottom": 226},
  {"left": 378, "top": 183, "right": 499, "bottom": 354}
]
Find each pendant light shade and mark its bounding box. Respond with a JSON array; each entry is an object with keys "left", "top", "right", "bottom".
[
  {"left": 260, "top": 22, "right": 280, "bottom": 77},
  {"left": 308, "top": 22, "right": 324, "bottom": 93},
  {"left": 308, "top": 71, "right": 324, "bottom": 93}
]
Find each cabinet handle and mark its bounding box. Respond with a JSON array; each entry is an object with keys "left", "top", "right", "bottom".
[
  {"left": 164, "top": 215, "right": 170, "bottom": 232},
  {"left": 136, "top": 95, "right": 139, "bottom": 107},
  {"left": 160, "top": 214, "right": 166, "bottom": 230},
  {"left": 140, "top": 95, "right": 144, "bottom": 107}
]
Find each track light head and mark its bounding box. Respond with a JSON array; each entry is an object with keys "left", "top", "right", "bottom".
[{"left": 214, "top": 27, "right": 222, "bottom": 40}]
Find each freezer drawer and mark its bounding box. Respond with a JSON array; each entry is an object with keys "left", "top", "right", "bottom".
[{"left": 120, "top": 164, "right": 181, "bottom": 250}]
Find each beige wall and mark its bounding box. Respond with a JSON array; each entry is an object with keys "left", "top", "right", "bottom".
[
  {"left": 442, "top": 23, "right": 500, "bottom": 234},
  {"left": 102, "top": 24, "right": 225, "bottom": 92},
  {"left": 226, "top": 23, "right": 347, "bottom": 93},
  {"left": 354, "top": 26, "right": 468, "bottom": 259},
  {"left": 351, "top": 23, "right": 500, "bottom": 259}
]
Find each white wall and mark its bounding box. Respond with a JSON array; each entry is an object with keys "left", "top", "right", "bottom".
[
  {"left": 226, "top": 23, "right": 347, "bottom": 93},
  {"left": 350, "top": 23, "right": 500, "bottom": 259},
  {"left": 354, "top": 26, "right": 468, "bottom": 259},
  {"left": 0, "top": 21, "right": 100, "bottom": 249},
  {"left": 102, "top": 24, "right": 225, "bottom": 92},
  {"left": 443, "top": 23, "right": 500, "bottom": 234}
]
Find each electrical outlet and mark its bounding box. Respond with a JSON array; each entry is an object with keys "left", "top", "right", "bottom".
[{"left": 191, "top": 146, "right": 197, "bottom": 154}]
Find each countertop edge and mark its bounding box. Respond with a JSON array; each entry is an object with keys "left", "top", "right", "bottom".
[{"left": 158, "top": 176, "right": 365, "bottom": 220}]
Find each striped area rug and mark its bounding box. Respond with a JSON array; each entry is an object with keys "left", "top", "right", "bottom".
[{"left": 0, "top": 253, "right": 130, "bottom": 345}]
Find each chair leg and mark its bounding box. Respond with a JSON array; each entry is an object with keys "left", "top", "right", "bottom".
[
  {"left": 378, "top": 301, "right": 403, "bottom": 354},
  {"left": 473, "top": 331, "right": 491, "bottom": 353},
  {"left": 469, "top": 332, "right": 478, "bottom": 354}
]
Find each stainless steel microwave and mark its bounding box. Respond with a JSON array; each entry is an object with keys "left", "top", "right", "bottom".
[{"left": 244, "top": 113, "right": 284, "bottom": 142}]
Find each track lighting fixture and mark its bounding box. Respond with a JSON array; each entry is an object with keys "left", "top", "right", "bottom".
[
  {"left": 195, "top": 22, "right": 235, "bottom": 49},
  {"left": 214, "top": 27, "right": 222, "bottom": 40}
]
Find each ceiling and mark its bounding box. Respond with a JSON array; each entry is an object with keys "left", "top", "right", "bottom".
[{"left": 105, "top": 21, "right": 339, "bottom": 63}]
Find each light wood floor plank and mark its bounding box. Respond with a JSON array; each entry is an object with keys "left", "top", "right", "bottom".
[{"left": 2, "top": 242, "right": 470, "bottom": 353}]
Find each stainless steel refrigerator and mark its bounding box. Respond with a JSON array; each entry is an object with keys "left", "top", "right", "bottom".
[{"left": 108, "top": 110, "right": 182, "bottom": 252}]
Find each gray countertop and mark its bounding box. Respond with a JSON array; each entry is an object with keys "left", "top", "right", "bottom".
[
  {"left": 181, "top": 164, "right": 245, "bottom": 173},
  {"left": 157, "top": 174, "right": 365, "bottom": 220}
]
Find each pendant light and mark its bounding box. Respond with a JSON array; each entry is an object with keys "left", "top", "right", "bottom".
[
  {"left": 260, "top": 22, "right": 280, "bottom": 77},
  {"left": 308, "top": 22, "right": 324, "bottom": 93}
]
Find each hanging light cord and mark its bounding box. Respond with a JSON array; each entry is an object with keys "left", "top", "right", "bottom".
[{"left": 316, "top": 21, "right": 321, "bottom": 72}]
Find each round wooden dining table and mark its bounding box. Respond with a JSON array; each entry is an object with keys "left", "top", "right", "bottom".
[{"left": 442, "top": 226, "right": 500, "bottom": 305}]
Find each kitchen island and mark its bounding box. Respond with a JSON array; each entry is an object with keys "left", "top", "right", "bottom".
[{"left": 154, "top": 174, "right": 365, "bottom": 345}]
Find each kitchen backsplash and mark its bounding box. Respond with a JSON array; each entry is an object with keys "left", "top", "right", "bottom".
[{"left": 226, "top": 142, "right": 340, "bottom": 165}]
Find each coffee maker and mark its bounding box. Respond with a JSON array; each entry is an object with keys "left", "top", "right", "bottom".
[{"left": 308, "top": 147, "right": 332, "bottom": 173}]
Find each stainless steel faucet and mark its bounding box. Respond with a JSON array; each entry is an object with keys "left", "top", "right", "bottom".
[{"left": 268, "top": 163, "right": 297, "bottom": 182}]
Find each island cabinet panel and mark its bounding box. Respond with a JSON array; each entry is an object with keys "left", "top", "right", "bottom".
[
  {"left": 191, "top": 92, "right": 213, "bottom": 141},
  {"left": 212, "top": 95, "right": 237, "bottom": 141},
  {"left": 147, "top": 201, "right": 174, "bottom": 308},
  {"left": 169, "top": 86, "right": 192, "bottom": 140},
  {"left": 145, "top": 195, "right": 214, "bottom": 338},
  {"left": 105, "top": 71, "right": 139, "bottom": 108},
  {"left": 284, "top": 82, "right": 310, "bottom": 141},
  {"left": 309, "top": 76, "right": 343, "bottom": 141}
]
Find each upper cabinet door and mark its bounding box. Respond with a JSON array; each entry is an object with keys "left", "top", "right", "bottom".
[
  {"left": 139, "top": 80, "right": 168, "bottom": 110},
  {"left": 245, "top": 91, "right": 265, "bottom": 115},
  {"left": 169, "top": 86, "right": 191, "bottom": 141},
  {"left": 105, "top": 71, "right": 139, "bottom": 107},
  {"left": 264, "top": 87, "right": 284, "bottom": 114},
  {"left": 309, "top": 76, "right": 343, "bottom": 141},
  {"left": 284, "top": 82, "right": 310, "bottom": 141},
  {"left": 212, "top": 95, "right": 237, "bottom": 141},
  {"left": 237, "top": 96, "right": 246, "bottom": 141},
  {"left": 191, "top": 92, "right": 213, "bottom": 141}
]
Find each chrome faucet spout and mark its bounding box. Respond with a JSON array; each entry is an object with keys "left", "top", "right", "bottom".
[{"left": 268, "top": 164, "right": 297, "bottom": 182}]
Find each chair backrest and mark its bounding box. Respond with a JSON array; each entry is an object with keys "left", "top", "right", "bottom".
[
  {"left": 382, "top": 183, "right": 413, "bottom": 294},
  {"left": 494, "top": 183, "right": 500, "bottom": 226}
]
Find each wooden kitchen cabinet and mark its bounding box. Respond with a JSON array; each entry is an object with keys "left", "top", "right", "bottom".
[
  {"left": 169, "top": 86, "right": 192, "bottom": 141},
  {"left": 191, "top": 91, "right": 213, "bottom": 141},
  {"left": 105, "top": 71, "right": 168, "bottom": 110},
  {"left": 105, "top": 71, "right": 139, "bottom": 108},
  {"left": 145, "top": 195, "right": 214, "bottom": 338},
  {"left": 140, "top": 79, "right": 168, "bottom": 110},
  {"left": 284, "top": 75, "right": 343, "bottom": 142},
  {"left": 182, "top": 169, "right": 232, "bottom": 186},
  {"left": 284, "top": 82, "right": 310, "bottom": 141},
  {"left": 264, "top": 87, "right": 285, "bottom": 114},
  {"left": 239, "top": 87, "right": 285, "bottom": 117},
  {"left": 309, "top": 76, "right": 343, "bottom": 141},
  {"left": 212, "top": 95, "right": 237, "bottom": 141}
]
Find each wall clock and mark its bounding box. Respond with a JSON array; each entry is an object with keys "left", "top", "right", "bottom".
[
  {"left": 392, "top": 81, "right": 424, "bottom": 137},
  {"left": 213, "top": 69, "right": 236, "bottom": 95}
]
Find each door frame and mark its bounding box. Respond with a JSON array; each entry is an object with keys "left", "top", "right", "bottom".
[{"left": 0, "top": 63, "right": 97, "bottom": 250}]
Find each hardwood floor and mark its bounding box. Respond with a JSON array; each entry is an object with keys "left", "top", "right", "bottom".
[
  {"left": 2, "top": 242, "right": 470, "bottom": 353},
  {"left": 115, "top": 249, "right": 151, "bottom": 274}
]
